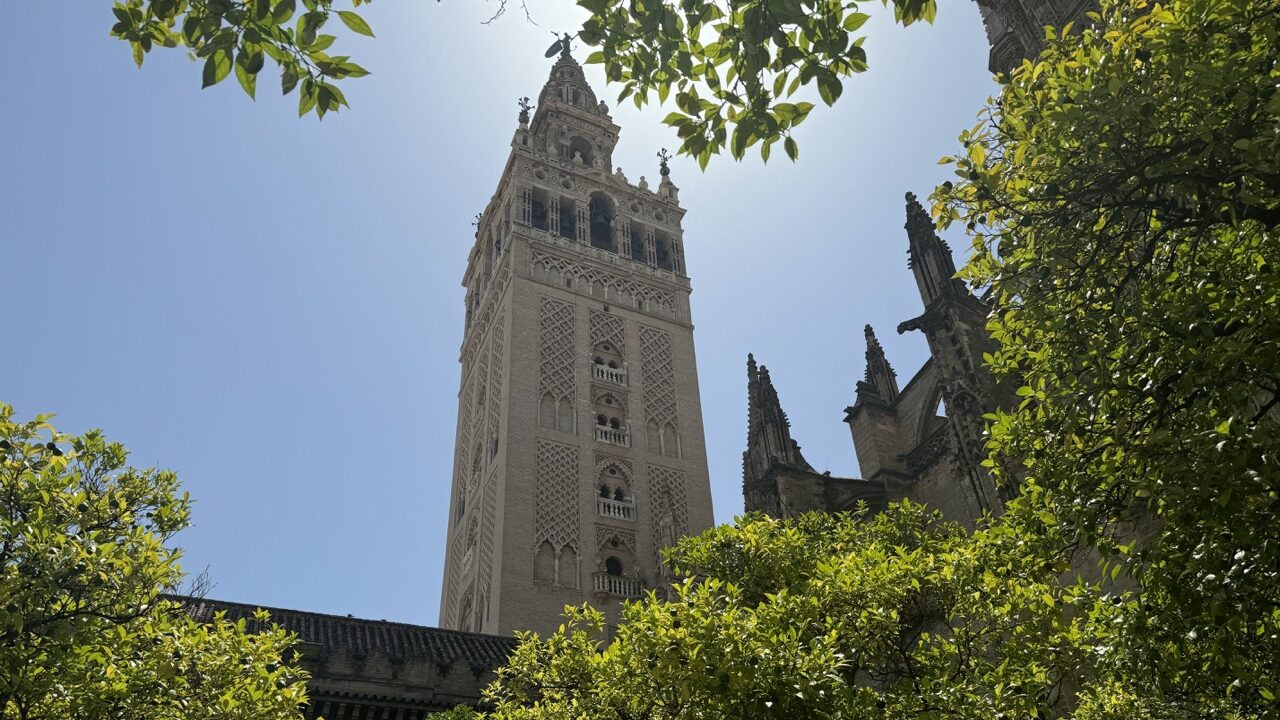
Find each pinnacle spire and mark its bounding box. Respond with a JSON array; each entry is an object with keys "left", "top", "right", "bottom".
[
  {"left": 856, "top": 324, "right": 899, "bottom": 406},
  {"left": 743, "top": 355, "right": 814, "bottom": 495},
  {"left": 904, "top": 191, "right": 961, "bottom": 306}
]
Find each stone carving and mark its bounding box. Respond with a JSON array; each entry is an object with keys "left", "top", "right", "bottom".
[
  {"left": 639, "top": 325, "right": 678, "bottom": 430},
  {"left": 589, "top": 311, "right": 625, "bottom": 355},
  {"left": 903, "top": 420, "right": 952, "bottom": 478},
  {"left": 535, "top": 440, "right": 581, "bottom": 553},
  {"left": 477, "top": 472, "right": 498, "bottom": 615},
  {"left": 469, "top": 346, "right": 489, "bottom": 494},
  {"left": 486, "top": 310, "right": 506, "bottom": 458},
  {"left": 596, "top": 525, "right": 637, "bottom": 553},
  {"left": 462, "top": 262, "right": 512, "bottom": 362},
  {"left": 647, "top": 464, "right": 688, "bottom": 577},
  {"left": 445, "top": 529, "right": 467, "bottom": 626},
  {"left": 538, "top": 297, "right": 577, "bottom": 403},
  {"left": 531, "top": 249, "right": 676, "bottom": 314}
]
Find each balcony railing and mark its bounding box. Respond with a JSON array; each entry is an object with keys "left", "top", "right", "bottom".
[
  {"left": 597, "top": 497, "right": 635, "bottom": 521},
  {"left": 592, "top": 364, "right": 628, "bottom": 385},
  {"left": 593, "top": 572, "right": 644, "bottom": 598},
  {"left": 594, "top": 425, "right": 631, "bottom": 447}
]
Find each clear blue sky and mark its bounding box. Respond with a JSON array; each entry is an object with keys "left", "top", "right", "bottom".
[{"left": 2, "top": 1, "right": 995, "bottom": 625}]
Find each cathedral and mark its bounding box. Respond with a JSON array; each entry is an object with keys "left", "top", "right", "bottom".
[
  {"left": 742, "top": 192, "right": 1016, "bottom": 523},
  {"left": 179, "top": 3, "right": 1091, "bottom": 716}
]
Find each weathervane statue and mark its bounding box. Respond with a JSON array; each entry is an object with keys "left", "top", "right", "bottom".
[{"left": 544, "top": 32, "right": 575, "bottom": 59}]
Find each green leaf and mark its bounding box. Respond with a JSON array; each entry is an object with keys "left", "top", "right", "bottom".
[
  {"left": 817, "top": 72, "right": 843, "bottom": 106},
  {"left": 337, "top": 10, "right": 375, "bottom": 37},
  {"left": 281, "top": 67, "right": 300, "bottom": 95},
  {"left": 235, "top": 57, "right": 257, "bottom": 99},
  {"left": 272, "top": 0, "right": 296, "bottom": 24},
  {"left": 784, "top": 136, "right": 798, "bottom": 161},
  {"left": 202, "top": 49, "right": 232, "bottom": 88},
  {"left": 842, "top": 12, "right": 870, "bottom": 32}
]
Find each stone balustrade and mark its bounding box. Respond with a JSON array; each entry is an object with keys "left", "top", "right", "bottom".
[
  {"left": 592, "top": 572, "right": 643, "bottom": 598},
  {"left": 594, "top": 425, "right": 631, "bottom": 447},
  {"left": 592, "top": 363, "right": 628, "bottom": 385},
  {"left": 597, "top": 496, "right": 635, "bottom": 521}
]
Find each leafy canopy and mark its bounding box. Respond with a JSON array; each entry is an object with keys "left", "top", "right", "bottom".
[
  {"left": 0, "top": 404, "right": 311, "bottom": 719},
  {"left": 578, "top": 0, "right": 933, "bottom": 166},
  {"left": 110, "top": 0, "right": 375, "bottom": 118},
  {"left": 933, "top": 0, "right": 1280, "bottom": 708},
  {"left": 107, "top": 0, "right": 931, "bottom": 154},
  {"left": 440, "top": 506, "right": 1173, "bottom": 719}
]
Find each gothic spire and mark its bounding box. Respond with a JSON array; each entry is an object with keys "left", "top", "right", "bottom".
[
  {"left": 904, "top": 191, "right": 962, "bottom": 306},
  {"left": 743, "top": 354, "right": 814, "bottom": 492},
  {"left": 855, "top": 324, "right": 899, "bottom": 406}
]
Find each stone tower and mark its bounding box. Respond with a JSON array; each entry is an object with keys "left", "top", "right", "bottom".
[
  {"left": 438, "top": 45, "right": 715, "bottom": 637},
  {"left": 974, "top": 0, "right": 1096, "bottom": 73}
]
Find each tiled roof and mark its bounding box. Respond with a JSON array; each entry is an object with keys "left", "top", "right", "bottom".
[{"left": 169, "top": 595, "right": 519, "bottom": 669}]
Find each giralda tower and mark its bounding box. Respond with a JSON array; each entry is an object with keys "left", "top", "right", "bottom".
[{"left": 438, "top": 44, "right": 715, "bottom": 636}]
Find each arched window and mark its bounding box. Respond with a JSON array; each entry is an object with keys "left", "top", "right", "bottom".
[
  {"left": 530, "top": 188, "right": 550, "bottom": 231},
  {"left": 605, "top": 557, "right": 623, "bottom": 576},
  {"left": 630, "top": 225, "right": 648, "bottom": 262},
  {"left": 599, "top": 485, "right": 611, "bottom": 498},
  {"left": 568, "top": 136, "right": 594, "bottom": 166},
  {"left": 613, "top": 487, "right": 626, "bottom": 502},
  {"left": 609, "top": 417, "right": 621, "bottom": 429},
  {"left": 559, "top": 196, "right": 577, "bottom": 239},
  {"left": 596, "top": 414, "right": 608, "bottom": 426},
  {"left": 589, "top": 192, "right": 615, "bottom": 251},
  {"left": 654, "top": 230, "right": 675, "bottom": 271}
]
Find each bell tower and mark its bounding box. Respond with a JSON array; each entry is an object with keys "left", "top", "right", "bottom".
[{"left": 438, "top": 44, "right": 715, "bottom": 637}]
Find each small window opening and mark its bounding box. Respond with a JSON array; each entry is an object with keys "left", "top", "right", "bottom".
[
  {"left": 596, "top": 414, "right": 608, "bottom": 426},
  {"left": 599, "top": 485, "right": 610, "bottom": 498},
  {"left": 629, "top": 227, "right": 647, "bottom": 262},
  {"left": 605, "top": 557, "right": 623, "bottom": 576},
  {"left": 559, "top": 196, "right": 577, "bottom": 239},
  {"left": 613, "top": 487, "right": 626, "bottom": 501},
  {"left": 531, "top": 189, "right": 549, "bottom": 231},
  {"left": 589, "top": 192, "right": 615, "bottom": 251},
  {"left": 569, "top": 137, "right": 594, "bottom": 167},
  {"left": 654, "top": 231, "right": 675, "bottom": 271}
]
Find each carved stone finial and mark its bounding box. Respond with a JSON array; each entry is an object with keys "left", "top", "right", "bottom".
[
  {"left": 857, "top": 323, "right": 900, "bottom": 403},
  {"left": 517, "top": 97, "right": 533, "bottom": 125},
  {"left": 657, "top": 148, "right": 672, "bottom": 177}
]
